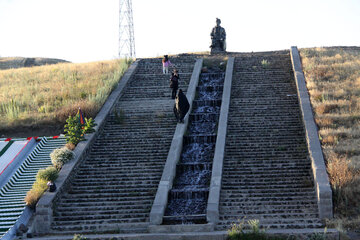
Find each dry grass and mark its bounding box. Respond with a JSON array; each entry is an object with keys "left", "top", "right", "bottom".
[
  {"left": 0, "top": 59, "right": 131, "bottom": 131},
  {"left": 300, "top": 47, "right": 360, "bottom": 226}
]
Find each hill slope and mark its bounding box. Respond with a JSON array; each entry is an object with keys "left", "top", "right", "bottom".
[
  {"left": 0, "top": 59, "right": 131, "bottom": 137},
  {"left": 300, "top": 46, "right": 360, "bottom": 230},
  {"left": 0, "top": 57, "right": 68, "bottom": 70}
]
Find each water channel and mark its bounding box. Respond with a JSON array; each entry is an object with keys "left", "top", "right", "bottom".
[{"left": 163, "top": 71, "right": 225, "bottom": 224}]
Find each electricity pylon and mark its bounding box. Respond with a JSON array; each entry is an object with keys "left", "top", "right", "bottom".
[{"left": 119, "top": 0, "right": 135, "bottom": 58}]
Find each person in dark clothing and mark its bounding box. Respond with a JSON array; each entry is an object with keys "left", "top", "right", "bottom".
[
  {"left": 169, "top": 69, "right": 179, "bottom": 99},
  {"left": 173, "top": 89, "right": 190, "bottom": 123}
]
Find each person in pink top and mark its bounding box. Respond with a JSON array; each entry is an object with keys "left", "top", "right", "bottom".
[{"left": 162, "top": 55, "right": 172, "bottom": 74}]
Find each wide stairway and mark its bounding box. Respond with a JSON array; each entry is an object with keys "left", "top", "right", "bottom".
[
  {"left": 217, "top": 51, "right": 323, "bottom": 230},
  {"left": 51, "top": 55, "right": 197, "bottom": 234},
  {"left": 0, "top": 137, "right": 66, "bottom": 238}
]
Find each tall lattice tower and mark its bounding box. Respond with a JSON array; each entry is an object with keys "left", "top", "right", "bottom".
[{"left": 119, "top": 0, "right": 135, "bottom": 58}]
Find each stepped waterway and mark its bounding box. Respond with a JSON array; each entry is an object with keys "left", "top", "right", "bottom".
[{"left": 163, "top": 71, "right": 225, "bottom": 224}]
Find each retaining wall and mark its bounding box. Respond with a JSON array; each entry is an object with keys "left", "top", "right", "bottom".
[
  {"left": 290, "top": 46, "right": 333, "bottom": 219},
  {"left": 206, "top": 57, "right": 234, "bottom": 223}
]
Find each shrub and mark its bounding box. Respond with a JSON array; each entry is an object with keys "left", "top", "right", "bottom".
[
  {"left": 228, "top": 219, "right": 245, "bottom": 239},
  {"left": 24, "top": 179, "right": 48, "bottom": 209},
  {"left": 25, "top": 166, "right": 60, "bottom": 209},
  {"left": 36, "top": 166, "right": 59, "bottom": 182},
  {"left": 261, "top": 59, "right": 270, "bottom": 68},
  {"left": 83, "top": 117, "right": 96, "bottom": 134},
  {"left": 25, "top": 165, "right": 60, "bottom": 208},
  {"left": 24, "top": 188, "right": 44, "bottom": 209},
  {"left": 73, "top": 234, "right": 87, "bottom": 240},
  {"left": 50, "top": 147, "right": 74, "bottom": 169},
  {"left": 32, "top": 178, "right": 48, "bottom": 191},
  {"left": 306, "top": 228, "right": 327, "bottom": 240},
  {"left": 64, "top": 115, "right": 97, "bottom": 145},
  {"left": 227, "top": 219, "right": 287, "bottom": 240},
  {"left": 64, "top": 115, "right": 85, "bottom": 145},
  {"left": 51, "top": 147, "right": 73, "bottom": 169}
]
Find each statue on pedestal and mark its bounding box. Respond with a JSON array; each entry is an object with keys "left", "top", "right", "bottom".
[{"left": 210, "top": 18, "right": 226, "bottom": 54}]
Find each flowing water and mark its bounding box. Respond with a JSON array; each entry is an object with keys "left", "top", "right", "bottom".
[{"left": 163, "top": 71, "right": 225, "bottom": 224}]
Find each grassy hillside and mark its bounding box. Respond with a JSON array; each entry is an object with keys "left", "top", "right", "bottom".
[
  {"left": 0, "top": 57, "right": 68, "bottom": 70},
  {"left": 0, "top": 59, "right": 132, "bottom": 137},
  {"left": 300, "top": 47, "right": 360, "bottom": 229}
]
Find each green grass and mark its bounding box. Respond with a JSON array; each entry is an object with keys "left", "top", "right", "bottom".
[
  {"left": 227, "top": 219, "right": 292, "bottom": 240},
  {"left": 0, "top": 58, "right": 132, "bottom": 131}
]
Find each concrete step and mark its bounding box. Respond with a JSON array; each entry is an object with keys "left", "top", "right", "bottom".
[
  {"left": 19, "top": 228, "right": 340, "bottom": 240},
  {"left": 67, "top": 186, "right": 159, "bottom": 194},
  {"left": 51, "top": 56, "right": 196, "bottom": 235},
  {"left": 53, "top": 212, "right": 149, "bottom": 222},
  {"left": 54, "top": 205, "right": 152, "bottom": 215},
  {"left": 216, "top": 221, "right": 324, "bottom": 230},
  {"left": 51, "top": 222, "right": 149, "bottom": 234},
  {"left": 56, "top": 199, "right": 153, "bottom": 208},
  {"left": 218, "top": 52, "right": 321, "bottom": 230}
]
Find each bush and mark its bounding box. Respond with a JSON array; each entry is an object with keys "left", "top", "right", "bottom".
[
  {"left": 261, "top": 59, "right": 270, "bottom": 68},
  {"left": 50, "top": 147, "right": 74, "bottom": 169},
  {"left": 227, "top": 219, "right": 287, "bottom": 240},
  {"left": 83, "top": 117, "right": 96, "bottom": 134},
  {"left": 32, "top": 178, "right": 48, "bottom": 191},
  {"left": 36, "top": 166, "right": 59, "bottom": 182},
  {"left": 64, "top": 115, "right": 85, "bottom": 145},
  {"left": 24, "top": 179, "right": 48, "bottom": 209},
  {"left": 306, "top": 228, "right": 327, "bottom": 240},
  {"left": 24, "top": 149, "right": 67, "bottom": 209},
  {"left": 24, "top": 189, "right": 43, "bottom": 209},
  {"left": 73, "top": 234, "right": 87, "bottom": 240},
  {"left": 64, "top": 115, "right": 97, "bottom": 145}
]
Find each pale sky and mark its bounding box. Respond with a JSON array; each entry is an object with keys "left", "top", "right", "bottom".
[{"left": 0, "top": 0, "right": 359, "bottom": 63}]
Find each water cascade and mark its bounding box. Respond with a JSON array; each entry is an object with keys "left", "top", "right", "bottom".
[{"left": 163, "top": 71, "right": 225, "bottom": 224}]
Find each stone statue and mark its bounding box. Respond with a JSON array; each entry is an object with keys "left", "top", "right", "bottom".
[{"left": 210, "top": 18, "right": 226, "bottom": 54}]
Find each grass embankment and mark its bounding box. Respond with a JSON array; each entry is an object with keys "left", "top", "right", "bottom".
[
  {"left": 300, "top": 47, "right": 360, "bottom": 230},
  {"left": 0, "top": 59, "right": 132, "bottom": 136}
]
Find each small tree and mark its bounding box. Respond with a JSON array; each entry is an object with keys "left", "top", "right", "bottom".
[
  {"left": 64, "top": 115, "right": 85, "bottom": 145},
  {"left": 64, "top": 114, "right": 96, "bottom": 146}
]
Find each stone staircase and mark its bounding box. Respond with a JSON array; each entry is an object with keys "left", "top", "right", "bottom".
[
  {"left": 0, "top": 136, "right": 66, "bottom": 238},
  {"left": 216, "top": 51, "right": 323, "bottom": 230},
  {"left": 50, "top": 56, "right": 197, "bottom": 234}
]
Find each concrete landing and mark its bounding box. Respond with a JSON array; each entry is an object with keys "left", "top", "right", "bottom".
[{"left": 25, "top": 228, "right": 339, "bottom": 240}]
